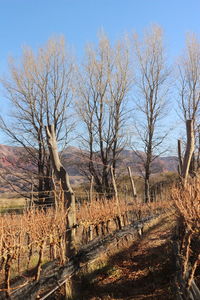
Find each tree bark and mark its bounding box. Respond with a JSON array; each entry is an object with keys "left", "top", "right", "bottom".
[
  {"left": 181, "top": 120, "right": 195, "bottom": 185},
  {"left": 110, "top": 166, "right": 122, "bottom": 228},
  {"left": 144, "top": 176, "right": 150, "bottom": 203},
  {"left": 89, "top": 175, "right": 93, "bottom": 202},
  {"left": 127, "top": 166, "right": 137, "bottom": 199},
  {"left": 144, "top": 153, "right": 151, "bottom": 203},
  {"left": 178, "top": 139, "right": 183, "bottom": 176},
  {"left": 46, "top": 124, "right": 76, "bottom": 257}
]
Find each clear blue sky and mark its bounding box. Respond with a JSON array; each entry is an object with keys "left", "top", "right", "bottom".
[
  {"left": 0, "top": 0, "right": 199, "bottom": 61},
  {"left": 0, "top": 0, "right": 199, "bottom": 148}
]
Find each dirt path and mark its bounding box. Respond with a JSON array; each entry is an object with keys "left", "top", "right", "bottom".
[{"left": 76, "top": 214, "right": 177, "bottom": 300}]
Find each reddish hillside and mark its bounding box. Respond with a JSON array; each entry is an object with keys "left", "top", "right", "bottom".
[{"left": 0, "top": 144, "right": 178, "bottom": 191}]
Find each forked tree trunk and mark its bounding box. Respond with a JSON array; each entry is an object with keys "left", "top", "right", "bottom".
[{"left": 45, "top": 124, "right": 76, "bottom": 257}]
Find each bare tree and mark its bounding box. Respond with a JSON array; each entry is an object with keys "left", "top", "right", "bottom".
[
  {"left": 46, "top": 124, "right": 76, "bottom": 256},
  {"left": 0, "top": 37, "right": 74, "bottom": 199},
  {"left": 75, "top": 33, "right": 132, "bottom": 194},
  {"left": 132, "top": 25, "right": 170, "bottom": 202},
  {"left": 177, "top": 33, "right": 200, "bottom": 173}
]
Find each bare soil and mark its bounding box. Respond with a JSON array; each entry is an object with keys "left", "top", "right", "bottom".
[{"left": 73, "top": 214, "right": 177, "bottom": 300}]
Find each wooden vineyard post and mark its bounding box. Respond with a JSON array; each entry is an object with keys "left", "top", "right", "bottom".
[
  {"left": 110, "top": 166, "right": 122, "bottom": 229},
  {"left": 127, "top": 167, "right": 137, "bottom": 199},
  {"left": 110, "top": 166, "right": 119, "bottom": 208},
  {"left": 64, "top": 281, "right": 73, "bottom": 300},
  {"left": 35, "top": 240, "right": 46, "bottom": 281}
]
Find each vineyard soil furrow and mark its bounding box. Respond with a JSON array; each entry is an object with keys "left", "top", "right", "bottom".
[{"left": 71, "top": 214, "right": 177, "bottom": 300}]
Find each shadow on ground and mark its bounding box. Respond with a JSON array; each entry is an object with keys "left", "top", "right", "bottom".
[
  {"left": 52, "top": 216, "right": 177, "bottom": 300},
  {"left": 76, "top": 217, "right": 175, "bottom": 300}
]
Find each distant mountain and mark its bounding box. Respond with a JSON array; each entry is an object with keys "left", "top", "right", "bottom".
[
  {"left": 0, "top": 144, "right": 178, "bottom": 192},
  {"left": 61, "top": 147, "right": 178, "bottom": 180},
  {"left": 0, "top": 144, "right": 34, "bottom": 169},
  {"left": 0, "top": 144, "right": 35, "bottom": 193}
]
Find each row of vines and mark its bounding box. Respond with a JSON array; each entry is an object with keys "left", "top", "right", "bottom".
[
  {"left": 0, "top": 189, "right": 172, "bottom": 297},
  {"left": 172, "top": 177, "right": 200, "bottom": 300}
]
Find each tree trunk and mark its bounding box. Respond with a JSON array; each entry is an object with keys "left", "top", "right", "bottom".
[
  {"left": 89, "top": 176, "right": 93, "bottom": 202},
  {"left": 127, "top": 167, "right": 137, "bottom": 199},
  {"left": 144, "top": 154, "right": 151, "bottom": 203},
  {"left": 189, "top": 153, "right": 195, "bottom": 177},
  {"left": 46, "top": 124, "right": 76, "bottom": 257},
  {"left": 144, "top": 176, "right": 150, "bottom": 203},
  {"left": 178, "top": 139, "right": 183, "bottom": 176},
  {"left": 181, "top": 120, "right": 195, "bottom": 185},
  {"left": 197, "top": 126, "right": 200, "bottom": 170}
]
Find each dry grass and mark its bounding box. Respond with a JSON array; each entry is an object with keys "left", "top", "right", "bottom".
[
  {"left": 172, "top": 178, "right": 200, "bottom": 233},
  {"left": 0, "top": 192, "right": 173, "bottom": 295},
  {"left": 0, "top": 197, "right": 26, "bottom": 213},
  {"left": 0, "top": 206, "right": 67, "bottom": 294},
  {"left": 172, "top": 177, "right": 200, "bottom": 288},
  {"left": 77, "top": 196, "right": 172, "bottom": 225}
]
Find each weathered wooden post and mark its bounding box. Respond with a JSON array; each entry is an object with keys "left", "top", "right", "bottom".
[
  {"left": 110, "top": 166, "right": 119, "bottom": 204},
  {"left": 110, "top": 166, "right": 122, "bottom": 228},
  {"left": 127, "top": 166, "right": 137, "bottom": 199}
]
